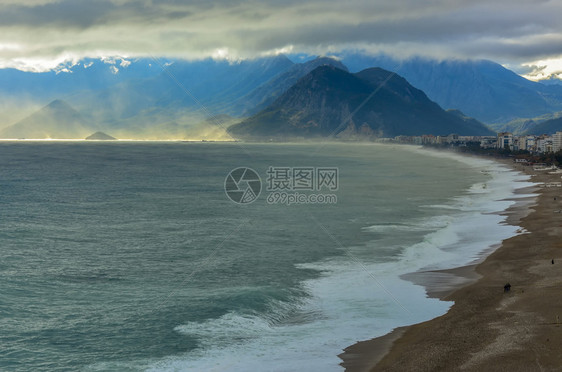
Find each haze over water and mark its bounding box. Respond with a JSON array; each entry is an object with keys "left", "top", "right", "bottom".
[{"left": 0, "top": 142, "right": 532, "bottom": 371}]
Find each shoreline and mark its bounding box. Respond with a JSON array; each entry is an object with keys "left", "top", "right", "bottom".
[{"left": 340, "top": 157, "right": 562, "bottom": 371}]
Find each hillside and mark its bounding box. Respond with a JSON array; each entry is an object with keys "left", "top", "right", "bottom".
[
  {"left": 338, "top": 54, "right": 562, "bottom": 123},
  {"left": 233, "top": 56, "right": 349, "bottom": 116},
  {"left": 526, "top": 117, "right": 562, "bottom": 135},
  {"left": 0, "top": 100, "right": 94, "bottom": 139},
  {"left": 228, "top": 66, "right": 495, "bottom": 139},
  {"left": 69, "top": 55, "right": 295, "bottom": 128}
]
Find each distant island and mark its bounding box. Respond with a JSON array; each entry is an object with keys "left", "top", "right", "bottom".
[{"left": 85, "top": 131, "right": 116, "bottom": 140}]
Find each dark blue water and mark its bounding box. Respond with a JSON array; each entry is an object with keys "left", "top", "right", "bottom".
[{"left": 0, "top": 142, "right": 521, "bottom": 371}]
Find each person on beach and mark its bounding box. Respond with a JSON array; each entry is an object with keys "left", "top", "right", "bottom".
[{"left": 504, "top": 283, "right": 511, "bottom": 292}]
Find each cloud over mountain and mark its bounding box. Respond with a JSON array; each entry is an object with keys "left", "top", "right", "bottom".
[{"left": 1, "top": 0, "right": 562, "bottom": 74}]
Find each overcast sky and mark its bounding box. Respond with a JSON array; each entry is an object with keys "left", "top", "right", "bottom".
[{"left": 1, "top": 0, "right": 561, "bottom": 79}]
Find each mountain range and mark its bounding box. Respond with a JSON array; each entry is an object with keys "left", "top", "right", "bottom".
[
  {"left": 488, "top": 111, "right": 562, "bottom": 135},
  {"left": 0, "top": 58, "right": 161, "bottom": 103},
  {"left": 2, "top": 53, "right": 562, "bottom": 139},
  {"left": 336, "top": 53, "right": 562, "bottom": 124},
  {"left": 228, "top": 65, "right": 494, "bottom": 139}
]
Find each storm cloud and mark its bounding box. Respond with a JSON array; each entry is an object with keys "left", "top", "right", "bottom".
[{"left": 1, "top": 0, "right": 561, "bottom": 75}]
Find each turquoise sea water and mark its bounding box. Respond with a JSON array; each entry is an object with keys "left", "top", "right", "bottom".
[{"left": 0, "top": 142, "right": 533, "bottom": 371}]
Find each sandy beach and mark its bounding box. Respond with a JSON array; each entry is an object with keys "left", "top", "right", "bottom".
[{"left": 341, "top": 158, "right": 562, "bottom": 371}]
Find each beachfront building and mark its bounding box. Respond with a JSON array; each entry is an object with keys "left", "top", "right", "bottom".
[
  {"left": 512, "top": 136, "right": 523, "bottom": 151},
  {"left": 385, "top": 133, "right": 562, "bottom": 155},
  {"left": 421, "top": 135, "right": 437, "bottom": 145},
  {"left": 412, "top": 136, "right": 423, "bottom": 145},
  {"left": 536, "top": 135, "right": 554, "bottom": 153},
  {"left": 524, "top": 136, "right": 536, "bottom": 152},
  {"left": 553, "top": 131, "right": 562, "bottom": 152},
  {"left": 446, "top": 134, "right": 460, "bottom": 143},
  {"left": 480, "top": 136, "right": 498, "bottom": 149},
  {"left": 497, "top": 132, "right": 513, "bottom": 150},
  {"left": 459, "top": 135, "right": 479, "bottom": 143}
]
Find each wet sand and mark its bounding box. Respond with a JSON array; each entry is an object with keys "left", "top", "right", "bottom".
[{"left": 341, "top": 160, "right": 562, "bottom": 371}]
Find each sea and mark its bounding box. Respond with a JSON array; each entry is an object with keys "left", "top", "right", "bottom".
[{"left": 0, "top": 141, "right": 535, "bottom": 372}]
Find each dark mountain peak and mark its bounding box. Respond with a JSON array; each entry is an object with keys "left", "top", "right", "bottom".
[
  {"left": 355, "top": 67, "right": 409, "bottom": 91},
  {"left": 355, "top": 66, "right": 395, "bottom": 80},
  {"left": 232, "top": 57, "right": 351, "bottom": 116},
  {"left": 308, "top": 64, "right": 346, "bottom": 75},
  {"left": 355, "top": 67, "right": 435, "bottom": 107},
  {"left": 270, "top": 66, "right": 372, "bottom": 116},
  {"left": 228, "top": 67, "right": 494, "bottom": 139},
  {"left": 305, "top": 56, "right": 348, "bottom": 72},
  {"left": 297, "top": 65, "right": 370, "bottom": 93}
]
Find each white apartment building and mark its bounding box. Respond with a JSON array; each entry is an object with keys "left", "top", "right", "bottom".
[
  {"left": 553, "top": 131, "right": 562, "bottom": 152},
  {"left": 524, "top": 136, "right": 536, "bottom": 152},
  {"left": 497, "top": 132, "right": 513, "bottom": 150},
  {"left": 536, "top": 136, "right": 554, "bottom": 153}
]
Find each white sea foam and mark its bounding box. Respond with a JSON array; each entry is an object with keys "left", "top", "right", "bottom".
[
  {"left": 147, "top": 262, "right": 449, "bottom": 372},
  {"left": 145, "top": 150, "right": 536, "bottom": 372}
]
